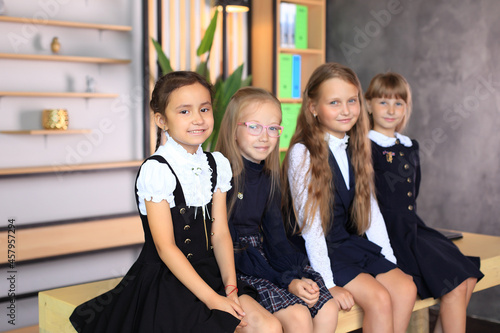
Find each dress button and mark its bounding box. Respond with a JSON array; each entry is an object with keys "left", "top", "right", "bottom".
[
  {"left": 395, "top": 138, "right": 400, "bottom": 144},
  {"left": 184, "top": 238, "right": 191, "bottom": 244},
  {"left": 210, "top": 232, "right": 214, "bottom": 236},
  {"left": 184, "top": 225, "right": 190, "bottom": 231},
  {"left": 408, "top": 205, "right": 414, "bottom": 211},
  {"left": 179, "top": 208, "right": 186, "bottom": 214},
  {"left": 407, "top": 192, "right": 413, "bottom": 197},
  {"left": 404, "top": 164, "right": 410, "bottom": 170},
  {"left": 210, "top": 245, "right": 214, "bottom": 249},
  {"left": 407, "top": 177, "right": 412, "bottom": 183},
  {"left": 187, "top": 253, "right": 193, "bottom": 259},
  {"left": 400, "top": 152, "right": 404, "bottom": 156}
]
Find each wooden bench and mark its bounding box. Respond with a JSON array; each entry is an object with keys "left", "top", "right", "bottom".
[{"left": 39, "top": 231, "right": 500, "bottom": 333}]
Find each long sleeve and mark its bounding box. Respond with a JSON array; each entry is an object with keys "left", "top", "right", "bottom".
[
  {"left": 365, "top": 195, "right": 397, "bottom": 264},
  {"left": 287, "top": 144, "right": 336, "bottom": 289}
]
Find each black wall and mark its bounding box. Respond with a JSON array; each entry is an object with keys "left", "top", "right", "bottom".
[{"left": 326, "top": 0, "right": 500, "bottom": 321}]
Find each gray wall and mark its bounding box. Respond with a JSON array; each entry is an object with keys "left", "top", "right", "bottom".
[{"left": 326, "top": 0, "right": 500, "bottom": 322}]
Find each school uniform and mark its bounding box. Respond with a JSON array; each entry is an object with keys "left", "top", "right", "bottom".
[
  {"left": 229, "top": 157, "right": 332, "bottom": 316},
  {"left": 370, "top": 130, "right": 483, "bottom": 299},
  {"left": 288, "top": 133, "right": 397, "bottom": 289},
  {"left": 70, "top": 134, "right": 254, "bottom": 333}
]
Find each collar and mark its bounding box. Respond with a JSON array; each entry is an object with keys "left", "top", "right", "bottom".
[
  {"left": 325, "top": 132, "right": 349, "bottom": 151},
  {"left": 369, "top": 130, "right": 412, "bottom": 147},
  {"left": 157, "top": 132, "right": 207, "bottom": 173}
]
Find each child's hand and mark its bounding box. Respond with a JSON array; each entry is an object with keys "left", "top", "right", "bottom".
[
  {"left": 288, "top": 278, "right": 320, "bottom": 307},
  {"left": 226, "top": 292, "right": 248, "bottom": 329},
  {"left": 206, "top": 294, "right": 246, "bottom": 325},
  {"left": 329, "top": 286, "right": 355, "bottom": 311}
]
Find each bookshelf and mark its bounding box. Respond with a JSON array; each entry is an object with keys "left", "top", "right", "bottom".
[
  {"left": 251, "top": 0, "right": 326, "bottom": 149},
  {"left": 251, "top": 0, "right": 325, "bottom": 99}
]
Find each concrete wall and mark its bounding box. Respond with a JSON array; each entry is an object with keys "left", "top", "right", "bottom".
[{"left": 326, "top": 0, "right": 500, "bottom": 322}]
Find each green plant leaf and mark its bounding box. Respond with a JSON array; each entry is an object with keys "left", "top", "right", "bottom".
[
  {"left": 195, "top": 61, "right": 211, "bottom": 82},
  {"left": 151, "top": 38, "right": 173, "bottom": 74},
  {"left": 196, "top": 10, "right": 218, "bottom": 56}
]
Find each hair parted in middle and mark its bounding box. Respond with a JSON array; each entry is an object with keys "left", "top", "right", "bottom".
[
  {"left": 215, "top": 86, "right": 282, "bottom": 217},
  {"left": 281, "top": 62, "right": 374, "bottom": 236},
  {"left": 364, "top": 72, "right": 413, "bottom": 133}
]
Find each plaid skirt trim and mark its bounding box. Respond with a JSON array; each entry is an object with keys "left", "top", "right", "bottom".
[{"left": 237, "top": 235, "right": 333, "bottom": 317}]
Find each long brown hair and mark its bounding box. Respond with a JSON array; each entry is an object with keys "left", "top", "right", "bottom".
[
  {"left": 365, "top": 72, "right": 413, "bottom": 133},
  {"left": 281, "top": 62, "right": 373, "bottom": 235},
  {"left": 216, "top": 87, "right": 282, "bottom": 217},
  {"left": 150, "top": 71, "right": 214, "bottom": 151}
]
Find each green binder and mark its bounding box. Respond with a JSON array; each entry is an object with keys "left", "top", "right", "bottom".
[
  {"left": 278, "top": 53, "right": 293, "bottom": 98},
  {"left": 295, "top": 5, "right": 308, "bottom": 49},
  {"left": 280, "top": 103, "right": 301, "bottom": 149}
]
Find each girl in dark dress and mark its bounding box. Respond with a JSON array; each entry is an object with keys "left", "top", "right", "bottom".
[
  {"left": 69, "top": 72, "right": 279, "bottom": 333},
  {"left": 282, "top": 63, "right": 417, "bottom": 333},
  {"left": 216, "top": 87, "right": 338, "bottom": 333},
  {"left": 365, "top": 72, "right": 483, "bottom": 333}
]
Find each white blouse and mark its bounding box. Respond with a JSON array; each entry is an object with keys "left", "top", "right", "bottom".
[
  {"left": 136, "top": 133, "right": 232, "bottom": 215},
  {"left": 287, "top": 133, "right": 397, "bottom": 289},
  {"left": 369, "top": 130, "right": 413, "bottom": 147}
]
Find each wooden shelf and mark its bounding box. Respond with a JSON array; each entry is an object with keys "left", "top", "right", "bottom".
[
  {"left": 280, "top": 98, "right": 302, "bottom": 103},
  {"left": 279, "top": 47, "right": 324, "bottom": 55},
  {"left": 0, "top": 16, "right": 132, "bottom": 32},
  {"left": 0, "top": 160, "right": 143, "bottom": 177},
  {"left": 0, "top": 129, "right": 91, "bottom": 135},
  {"left": 0, "top": 91, "right": 119, "bottom": 98},
  {"left": 0, "top": 53, "right": 131, "bottom": 64}
]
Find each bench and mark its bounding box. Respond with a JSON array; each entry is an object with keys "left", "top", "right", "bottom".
[{"left": 38, "top": 231, "right": 500, "bottom": 333}]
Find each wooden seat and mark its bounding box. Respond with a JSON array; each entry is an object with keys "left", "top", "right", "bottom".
[{"left": 38, "top": 232, "right": 500, "bottom": 333}]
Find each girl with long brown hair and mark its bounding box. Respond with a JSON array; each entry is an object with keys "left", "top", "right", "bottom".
[
  {"left": 282, "top": 63, "right": 417, "bottom": 333},
  {"left": 216, "top": 87, "right": 338, "bottom": 333}
]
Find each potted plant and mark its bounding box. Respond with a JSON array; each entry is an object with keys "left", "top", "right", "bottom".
[{"left": 152, "top": 9, "right": 251, "bottom": 151}]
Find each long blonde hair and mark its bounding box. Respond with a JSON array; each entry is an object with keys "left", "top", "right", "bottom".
[
  {"left": 282, "top": 62, "right": 374, "bottom": 235},
  {"left": 365, "top": 72, "right": 413, "bottom": 133},
  {"left": 216, "top": 87, "right": 282, "bottom": 216}
]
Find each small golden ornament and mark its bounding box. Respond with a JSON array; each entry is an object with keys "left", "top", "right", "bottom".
[
  {"left": 237, "top": 192, "right": 243, "bottom": 200},
  {"left": 42, "top": 109, "right": 68, "bottom": 130},
  {"left": 51, "top": 37, "right": 60, "bottom": 54}
]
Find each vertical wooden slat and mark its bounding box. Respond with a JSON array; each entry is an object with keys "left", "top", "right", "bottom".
[
  {"left": 227, "top": 13, "right": 234, "bottom": 74},
  {"left": 169, "top": 0, "right": 177, "bottom": 69},
  {"left": 236, "top": 12, "right": 244, "bottom": 73},
  {"left": 179, "top": 0, "right": 187, "bottom": 69},
  {"left": 190, "top": 0, "right": 197, "bottom": 71}
]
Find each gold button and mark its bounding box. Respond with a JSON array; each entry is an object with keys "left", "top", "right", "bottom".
[
  {"left": 187, "top": 253, "right": 193, "bottom": 259},
  {"left": 395, "top": 138, "right": 400, "bottom": 144},
  {"left": 404, "top": 164, "right": 409, "bottom": 170},
  {"left": 407, "top": 192, "right": 413, "bottom": 197},
  {"left": 407, "top": 177, "right": 412, "bottom": 183},
  {"left": 408, "top": 205, "right": 414, "bottom": 211},
  {"left": 210, "top": 232, "right": 214, "bottom": 236},
  {"left": 184, "top": 225, "right": 190, "bottom": 231},
  {"left": 184, "top": 238, "right": 191, "bottom": 244},
  {"left": 179, "top": 208, "right": 186, "bottom": 214},
  {"left": 211, "top": 218, "right": 215, "bottom": 222},
  {"left": 400, "top": 152, "right": 404, "bottom": 156},
  {"left": 210, "top": 245, "right": 214, "bottom": 249}
]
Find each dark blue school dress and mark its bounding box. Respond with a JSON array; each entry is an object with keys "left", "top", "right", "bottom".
[
  {"left": 70, "top": 153, "right": 253, "bottom": 333},
  {"left": 228, "top": 158, "right": 332, "bottom": 316},
  {"left": 291, "top": 150, "right": 397, "bottom": 287},
  {"left": 371, "top": 139, "right": 483, "bottom": 299}
]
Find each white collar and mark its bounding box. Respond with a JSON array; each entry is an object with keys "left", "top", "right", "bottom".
[
  {"left": 369, "top": 130, "right": 412, "bottom": 147},
  {"left": 325, "top": 132, "right": 349, "bottom": 151}
]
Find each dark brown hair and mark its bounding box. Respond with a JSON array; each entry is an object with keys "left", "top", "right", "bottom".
[{"left": 150, "top": 71, "right": 214, "bottom": 151}]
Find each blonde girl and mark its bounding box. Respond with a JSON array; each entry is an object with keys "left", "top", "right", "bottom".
[
  {"left": 366, "top": 72, "right": 483, "bottom": 333},
  {"left": 216, "top": 87, "right": 338, "bottom": 333},
  {"left": 282, "top": 63, "right": 417, "bottom": 333}
]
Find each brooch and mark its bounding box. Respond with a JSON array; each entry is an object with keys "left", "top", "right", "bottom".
[
  {"left": 383, "top": 150, "right": 395, "bottom": 163},
  {"left": 237, "top": 192, "right": 244, "bottom": 200}
]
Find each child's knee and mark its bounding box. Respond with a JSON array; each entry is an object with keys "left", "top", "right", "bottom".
[
  {"left": 314, "top": 299, "right": 339, "bottom": 327},
  {"left": 281, "top": 304, "right": 312, "bottom": 329}
]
